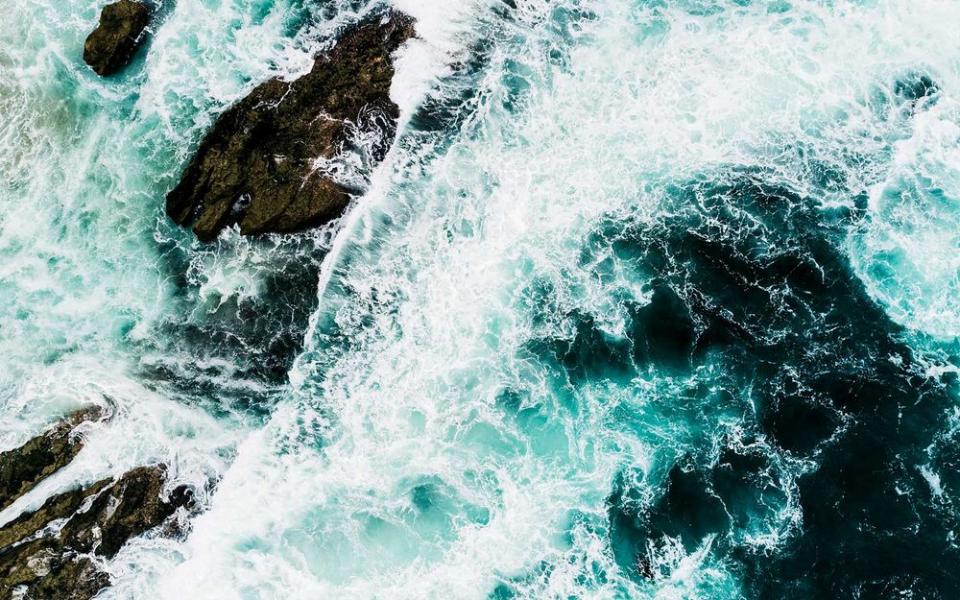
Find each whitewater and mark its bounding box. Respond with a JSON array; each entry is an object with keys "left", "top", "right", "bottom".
[{"left": 2, "top": 0, "right": 960, "bottom": 598}]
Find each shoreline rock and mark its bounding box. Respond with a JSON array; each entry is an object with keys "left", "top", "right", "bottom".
[
  {"left": 0, "top": 408, "right": 194, "bottom": 599},
  {"left": 0, "top": 466, "right": 193, "bottom": 600},
  {"left": 166, "top": 11, "right": 416, "bottom": 241},
  {"left": 0, "top": 406, "right": 104, "bottom": 512},
  {"left": 83, "top": 0, "right": 150, "bottom": 76}
]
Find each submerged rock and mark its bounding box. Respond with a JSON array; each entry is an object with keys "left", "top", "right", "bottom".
[
  {"left": 166, "top": 12, "right": 416, "bottom": 241},
  {"left": 83, "top": 0, "right": 150, "bottom": 76},
  {"left": 0, "top": 465, "right": 192, "bottom": 600},
  {"left": 0, "top": 406, "right": 103, "bottom": 511}
]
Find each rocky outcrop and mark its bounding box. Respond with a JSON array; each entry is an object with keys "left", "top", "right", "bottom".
[
  {"left": 83, "top": 0, "right": 150, "bottom": 76},
  {"left": 0, "top": 406, "right": 103, "bottom": 511},
  {"left": 0, "top": 466, "right": 192, "bottom": 600},
  {"left": 0, "top": 409, "right": 194, "bottom": 599},
  {"left": 166, "top": 12, "right": 416, "bottom": 241}
]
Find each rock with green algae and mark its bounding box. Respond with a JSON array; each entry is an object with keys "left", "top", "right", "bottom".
[
  {"left": 0, "top": 406, "right": 104, "bottom": 512},
  {"left": 166, "top": 11, "right": 416, "bottom": 241},
  {"left": 0, "top": 465, "right": 193, "bottom": 600},
  {"left": 83, "top": 0, "right": 151, "bottom": 76}
]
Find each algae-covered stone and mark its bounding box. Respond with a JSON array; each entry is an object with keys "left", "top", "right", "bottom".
[
  {"left": 166, "top": 12, "right": 416, "bottom": 241},
  {"left": 0, "top": 406, "right": 103, "bottom": 511},
  {"left": 83, "top": 0, "right": 150, "bottom": 76}
]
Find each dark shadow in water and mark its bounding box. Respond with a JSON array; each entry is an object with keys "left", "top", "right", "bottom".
[
  {"left": 574, "top": 175, "right": 960, "bottom": 597},
  {"left": 136, "top": 233, "right": 325, "bottom": 420}
]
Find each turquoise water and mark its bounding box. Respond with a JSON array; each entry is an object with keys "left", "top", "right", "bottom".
[{"left": 2, "top": 0, "right": 960, "bottom": 598}]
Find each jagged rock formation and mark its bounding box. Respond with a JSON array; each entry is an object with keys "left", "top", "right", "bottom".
[
  {"left": 0, "top": 411, "right": 193, "bottom": 599},
  {"left": 166, "top": 12, "right": 416, "bottom": 241},
  {"left": 0, "top": 406, "right": 103, "bottom": 511},
  {"left": 83, "top": 0, "right": 150, "bottom": 76}
]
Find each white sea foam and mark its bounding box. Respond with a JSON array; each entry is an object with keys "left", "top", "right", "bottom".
[{"left": 849, "top": 99, "right": 960, "bottom": 339}]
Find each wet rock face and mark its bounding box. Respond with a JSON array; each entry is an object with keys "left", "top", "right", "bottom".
[
  {"left": 83, "top": 0, "right": 150, "bottom": 76},
  {"left": 0, "top": 466, "right": 192, "bottom": 600},
  {"left": 0, "top": 406, "right": 103, "bottom": 511},
  {"left": 0, "top": 409, "right": 194, "bottom": 599},
  {"left": 166, "top": 12, "right": 416, "bottom": 241}
]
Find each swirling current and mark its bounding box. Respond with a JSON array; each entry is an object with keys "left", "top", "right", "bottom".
[{"left": 2, "top": 0, "right": 960, "bottom": 598}]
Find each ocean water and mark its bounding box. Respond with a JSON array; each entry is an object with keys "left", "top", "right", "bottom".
[{"left": 1, "top": 0, "right": 960, "bottom": 598}]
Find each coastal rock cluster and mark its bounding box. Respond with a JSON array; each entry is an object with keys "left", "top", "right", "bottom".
[
  {"left": 82, "top": 2, "right": 414, "bottom": 238},
  {"left": 0, "top": 410, "right": 193, "bottom": 600},
  {"left": 0, "top": 406, "right": 101, "bottom": 511},
  {"left": 82, "top": 1, "right": 414, "bottom": 238}
]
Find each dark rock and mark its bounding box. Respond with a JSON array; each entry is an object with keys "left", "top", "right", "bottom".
[
  {"left": 166, "top": 12, "right": 416, "bottom": 241},
  {"left": 83, "top": 0, "right": 150, "bottom": 76},
  {"left": 63, "top": 466, "right": 192, "bottom": 557},
  {"left": 0, "top": 465, "right": 192, "bottom": 600},
  {"left": 0, "top": 406, "right": 104, "bottom": 512},
  {"left": 2, "top": 551, "right": 108, "bottom": 600}
]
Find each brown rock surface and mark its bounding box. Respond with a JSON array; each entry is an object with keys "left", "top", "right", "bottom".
[
  {"left": 0, "top": 406, "right": 103, "bottom": 512},
  {"left": 0, "top": 466, "right": 193, "bottom": 600},
  {"left": 83, "top": 0, "right": 150, "bottom": 76},
  {"left": 166, "top": 12, "right": 416, "bottom": 241}
]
